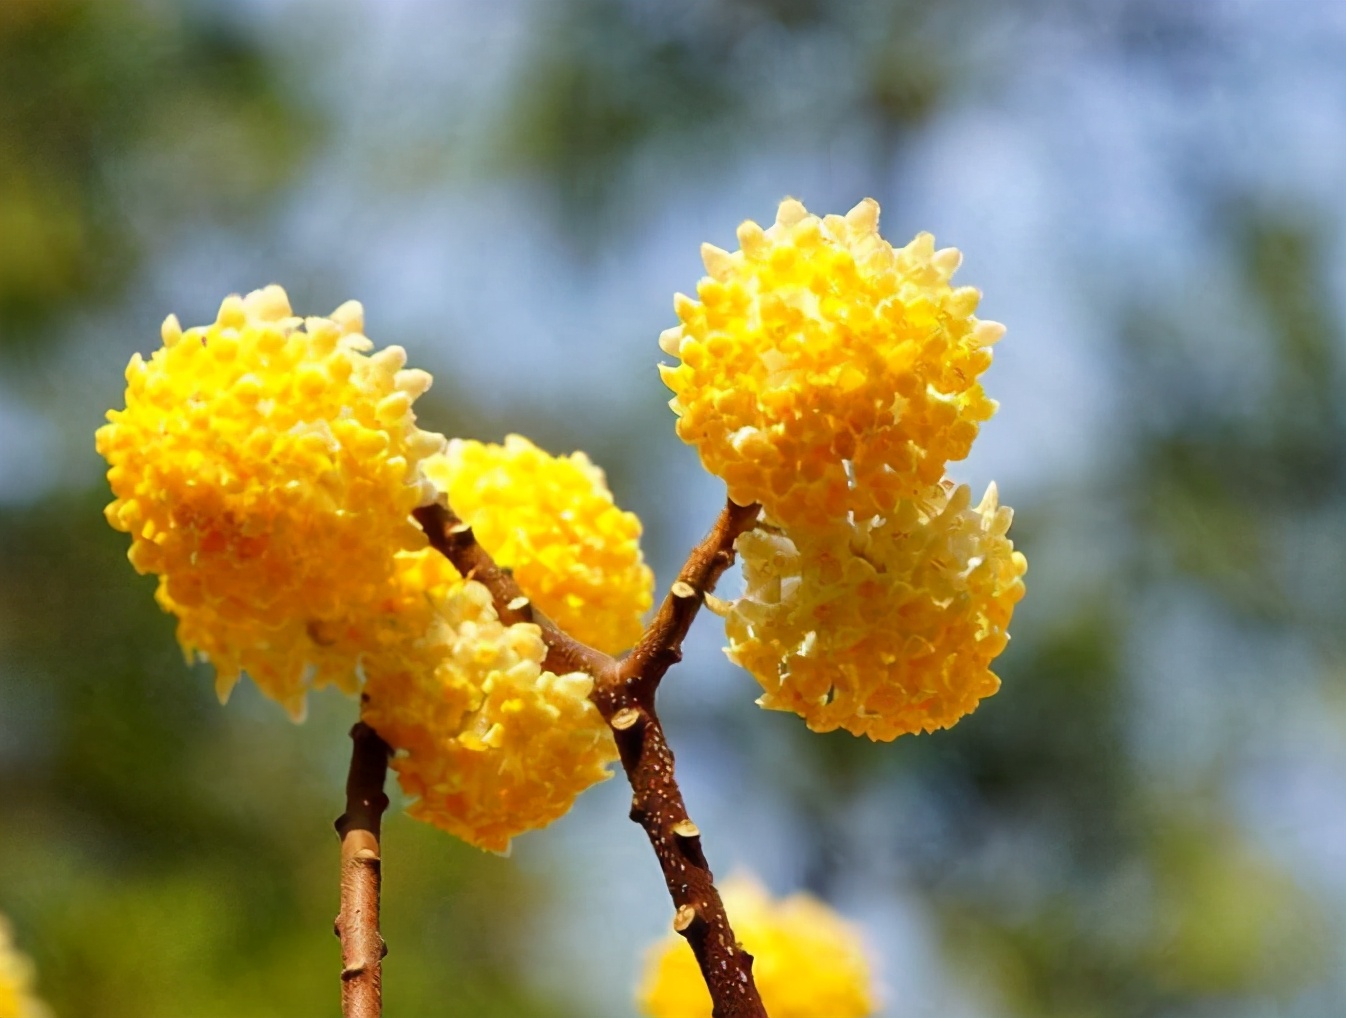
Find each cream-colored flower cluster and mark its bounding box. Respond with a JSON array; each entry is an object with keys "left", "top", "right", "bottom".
[
  {"left": 424, "top": 435, "right": 653, "bottom": 654},
  {"left": 361, "top": 576, "right": 616, "bottom": 854},
  {"left": 663, "top": 199, "right": 1025, "bottom": 739},
  {"left": 96, "top": 285, "right": 444, "bottom": 718},
  {"left": 0, "top": 916, "right": 49, "bottom": 1018},
  {"left": 716, "top": 482, "right": 1026, "bottom": 740},
  {"left": 638, "top": 875, "right": 875, "bottom": 1018},
  {"left": 98, "top": 287, "right": 640, "bottom": 849}
]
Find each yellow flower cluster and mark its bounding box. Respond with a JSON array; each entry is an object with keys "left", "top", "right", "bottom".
[
  {"left": 360, "top": 576, "right": 616, "bottom": 854},
  {"left": 638, "top": 875, "right": 875, "bottom": 1018},
  {"left": 0, "top": 917, "right": 49, "bottom": 1018},
  {"left": 361, "top": 434, "right": 648, "bottom": 849},
  {"left": 664, "top": 199, "right": 1025, "bottom": 738},
  {"left": 424, "top": 435, "right": 653, "bottom": 654},
  {"left": 98, "top": 289, "right": 641, "bottom": 849},
  {"left": 715, "top": 482, "right": 1027, "bottom": 740},
  {"left": 659, "top": 197, "right": 1003, "bottom": 528},
  {"left": 96, "top": 285, "right": 445, "bottom": 718}
]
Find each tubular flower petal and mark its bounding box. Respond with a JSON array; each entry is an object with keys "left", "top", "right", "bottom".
[
  {"left": 95, "top": 286, "right": 446, "bottom": 718},
  {"left": 660, "top": 197, "right": 1002, "bottom": 528},
  {"left": 638, "top": 875, "right": 876, "bottom": 1018},
  {"left": 716, "top": 481, "right": 1026, "bottom": 741},
  {"left": 423, "top": 435, "right": 654, "bottom": 654},
  {"left": 361, "top": 578, "right": 617, "bottom": 854},
  {"left": 0, "top": 916, "right": 50, "bottom": 1018}
]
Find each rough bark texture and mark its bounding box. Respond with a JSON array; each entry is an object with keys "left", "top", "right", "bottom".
[
  {"left": 414, "top": 498, "right": 768, "bottom": 1018},
  {"left": 334, "top": 721, "right": 392, "bottom": 1018}
]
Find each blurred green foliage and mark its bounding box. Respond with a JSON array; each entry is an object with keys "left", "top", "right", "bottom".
[
  {"left": 500, "top": 0, "right": 953, "bottom": 247},
  {"left": 0, "top": 0, "right": 313, "bottom": 348},
  {"left": 0, "top": 491, "right": 569, "bottom": 1018}
]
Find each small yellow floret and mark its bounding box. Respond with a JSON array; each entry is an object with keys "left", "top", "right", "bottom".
[
  {"left": 96, "top": 285, "right": 445, "bottom": 717},
  {"left": 717, "top": 481, "right": 1026, "bottom": 740},
  {"left": 423, "top": 435, "right": 654, "bottom": 654},
  {"left": 0, "top": 916, "right": 50, "bottom": 1018},
  {"left": 361, "top": 578, "right": 617, "bottom": 853},
  {"left": 638, "top": 875, "right": 875, "bottom": 1018},
  {"left": 660, "top": 197, "right": 1003, "bottom": 528}
]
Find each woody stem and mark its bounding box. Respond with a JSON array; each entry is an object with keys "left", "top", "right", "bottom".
[
  {"left": 413, "top": 498, "right": 767, "bottom": 1018},
  {"left": 334, "top": 721, "right": 391, "bottom": 1018}
]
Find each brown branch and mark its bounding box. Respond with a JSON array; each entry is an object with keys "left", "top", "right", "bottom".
[
  {"left": 412, "top": 503, "right": 609, "bottom": 678},
  {"left": 619, "top": 498, "right": 762, "bottom": 691},
  {"left": 334, "top": 721, "right": 392, "bottom": 1018},
  {"left": 414, "top": 497, "right": 768, "bottom": 1018}
]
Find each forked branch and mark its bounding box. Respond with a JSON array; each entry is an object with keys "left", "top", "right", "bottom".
[{"left": 414, "top": 498, "right": 767, "bottom": 1018}]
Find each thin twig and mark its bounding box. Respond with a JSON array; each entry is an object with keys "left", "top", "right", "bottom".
[
  {"left": 619, "top": 498, "right": 762, "bottom": 691},
  {"left": 413, "top": 498, "right": 768, "bottom": 1018},
  {"left": 597, "top": 498, "right": 764, "bottom": 1017},
  {"left": 411, "top": 503, "right": 610, "bottom": 678},
  {"left": 334, "top": 721, "right": 392, "bottom": 1018}
]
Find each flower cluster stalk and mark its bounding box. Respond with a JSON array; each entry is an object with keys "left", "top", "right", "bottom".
[{"left": 334, "top": 722, "right": 392, "bottom": 1018}]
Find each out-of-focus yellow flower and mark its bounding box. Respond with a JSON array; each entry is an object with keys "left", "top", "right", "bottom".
[
  {"left": 638, "top": 875, "right": 875, "bottom": 1018},
  {"left": 659, "top": 197, "right": 1003, "bottom": 528},
  {"left": 0, "top": 916, "right": 50, "bottom": 1018},
  {"left": 424, "top": 435, "right": 654, "bottom": 654},
  {"left": 361, "top": 578, "right": 617, "bottom": 853},
  {"left": 96, "top": 285, "right": 446, "bottom": 718},
  {"left": 715, "top": 481, "right": 1026, "bottom": 741}
]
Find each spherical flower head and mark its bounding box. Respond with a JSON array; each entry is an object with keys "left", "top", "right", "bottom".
[
  {"left": 0, "top": 916, "right": 50, "bottom": 1018},
  {"left": 716, "top": 481, "right": 1026, "bottom": 740},
  {"left": 95, "top": 285, "right": 446, "bottom": 718},
  {"left": 361, "top": 577, "right": 617, "bottom": 853},
  {"left": 659, "top": 197, "right": 1005, "bottom": 528},
  {"left": 638, "top": 875, "right": 876, "bottom": 1018},
  {"left": 423, "top": 435, "right": 654, "bottom": 654}
]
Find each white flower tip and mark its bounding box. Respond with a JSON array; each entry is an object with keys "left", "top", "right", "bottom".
[
  {"left": 246, "top": 284, "right": 293, "bottom": 322},
  {"left": 216, "top": 293, "right": 246, "bottom": 326},
  {"left": 949, "top": 285, "right": 981, "bottom": 317},
  {"left": 407, "top": 429, "right": 447, "bottom": 459},
  {"left": 377, "top": 344, "right": 409, "bottom": 369},
  {"left": 658, "top": 326, "right": 684, "bottom": 356},
  {"left": 736, "top": 219, "right": 769, "bottom": 257},
  {"left": 845, "top": 197, "right": 880, "bottom": 234},
  {"left": 775, "top": 197, "right": 809, "bottom": 228},
  {"left": 415, "top": 475, "right": 440, "bottom": 506},
  {"left": 331, "top": 299, "right": 365, "bottom": 333},
  {"left": 704, "top": 592, "right": 732, "bottom": 616},
  {"left": 988, "top": 504, "right": 1015, "bottom": 538},
  {"left": 395, "top": 367, "right": 434, "bottom": 399},
  {"left": 907, "top": 232, "right": 936, "bottom": 260},
  {"left": 946, "top": 483, "right": 973, "bottom": 515},
  {"left": 973, "top": 320, "right": 1007, "bottom": 346},
  {"left": 701, "top": 242, "right": 735, "bottom": 281},
  {"left": 161, "top": 313, "right": 183, "bottom": 346},
  {"left": 977, "top": 481, "right": 1000, "bottom": 514},
  {"left": 933, "top": 246, "right": 963, "bottom": 276}
]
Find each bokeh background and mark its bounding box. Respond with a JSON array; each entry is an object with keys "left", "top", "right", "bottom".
[{"left": 2, "top": 0, "right": 1345, "bottom": 1015}]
